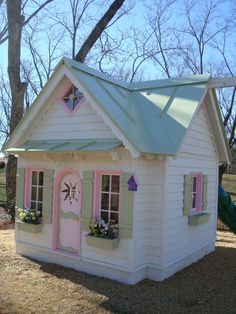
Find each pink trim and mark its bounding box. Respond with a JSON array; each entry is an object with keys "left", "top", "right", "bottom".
[
  {"left": 191, "top": 172, "right": 203, "bottom": 212},
  {"left": 93, "top": 170, "right": 121, "bottom": 220},
  {"left": 57, "top": 82, "right": 85, "bottom": 117},
  {"left": 24, "top": 167, "right": 45, "bottom": 208},
  {"left": 52, "top": 168, "right": 82, "bottom": 257},
  {"left": 59, "top": 98, "right": 85, "bottom": 117}
]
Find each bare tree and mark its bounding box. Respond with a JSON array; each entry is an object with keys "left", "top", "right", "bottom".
[
  {"left": 49, "top": 0, "right": 95, "bottom": 58},
  {"left": 4, "top": 0, "right": 127, "bottom": 217},
  {"left": 22, "top": 25, "right": 64, "bottom": 108},
  {"left": 6, "top": 0, "right": 28, "bottom": 215},
  {"left": 75, "top": 0, "right": 126, "bottom": 62},
  {"left": 5, "top": 0, "right": 56, "bottom": 216},
  {"left": 173, "top": 0, "right": 232, "bottom": 75},
  {"left": 0, "top": 74, "right": 11, "bottom": 142},
  {"left": 1, "top": 0, "right": 53, "bottom": 45},
  {"left": 144, "top": 0, "right": 176, "bottom": 78},
  {"left": 212, "top": 28, "right": 236, "bottom": 148}
]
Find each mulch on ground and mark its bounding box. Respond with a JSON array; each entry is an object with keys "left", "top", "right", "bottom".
[
  {"left": 0, "top": 207, "right": 14, "bottom": 230},
  {"left": 0, "top": 220, "right": 236, "bottom": 313}
]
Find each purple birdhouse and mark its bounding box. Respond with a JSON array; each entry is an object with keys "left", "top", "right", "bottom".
[{"left": 127, "top": 175, "right": 138, "bottom": 191}]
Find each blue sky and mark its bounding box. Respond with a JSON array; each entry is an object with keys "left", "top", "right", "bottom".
[{"left": 0, "top": 0, "right": 235, "bottom": 153}]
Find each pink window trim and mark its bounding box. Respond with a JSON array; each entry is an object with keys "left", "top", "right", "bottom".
[
  {"left": 52, "top": 168, "right": 82, "bottom": 256},
  {"left": 24, "top": 168, "right": 45, "bottom": 209},
  {"left": 191, "top": 172, "right": 203, "bottom": 213},
  {"left": 59, "top": 97, "right": 85, "bottom": 117},
  {"left": 59, "top": 83, "right": 85, "bottom": 117},
  {"left": 93, "top": 170, "right": 121, "bottom": 220}
]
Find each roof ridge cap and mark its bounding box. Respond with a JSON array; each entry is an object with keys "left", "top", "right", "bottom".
[
  {"left": 130, "top": 74, "right": 211, "bottom": 90},
  {"left": 63, "top": 57, "right": 130, "bottom": 90}
]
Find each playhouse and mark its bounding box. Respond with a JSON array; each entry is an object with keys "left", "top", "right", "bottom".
[{"left": 3, "top": 58, "right": 230, "bottom": 284}]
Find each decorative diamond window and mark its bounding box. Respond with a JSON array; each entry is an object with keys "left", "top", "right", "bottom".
[{"left": 63, "top": 85, "right": 84, "bottom": 112}]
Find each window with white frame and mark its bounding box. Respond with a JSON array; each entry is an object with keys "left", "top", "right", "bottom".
[
  {"left": 30, "top": 170, "right": 44, "bottom": 215},
  {"left": 191, "top": 173, "right": 203, "bottom": 212},
  {"left": 100, "top": 174, "right": 120, "bottom": 224}
]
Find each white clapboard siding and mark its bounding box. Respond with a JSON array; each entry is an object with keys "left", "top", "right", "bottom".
[
  {"left": 163, "top": 104, "right": 218, "bottom": 265},
  {"left": 132, "top": 158, "right": 165, "bottom": 269},
  {"left": 16, "top": 225, "right": 52, "bottom": 248},
  {"left": 81, "top": 238, "right": 129, "bottom": 268},
  {"left": 28, "top": 99, "right": 116, "bottom": 141},
  {"left": 18, "top": 150, "right": 135, "bottom": 269}
]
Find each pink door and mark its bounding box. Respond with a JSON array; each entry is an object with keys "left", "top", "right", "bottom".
[{"left": 57, "top": 171, "right": 82, "bottom": 255}]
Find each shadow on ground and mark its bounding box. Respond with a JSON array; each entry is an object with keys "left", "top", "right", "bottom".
[{"left": 26, "top": 244, "right": 236, "bottom": 313}]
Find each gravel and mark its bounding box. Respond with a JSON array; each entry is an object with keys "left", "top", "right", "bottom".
[{"left": 0, "top": 220, "right": 236, "bottom": 313}]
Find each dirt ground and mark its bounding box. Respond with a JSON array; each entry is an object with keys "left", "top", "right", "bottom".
[{"left": 0, "top": 218, "right": 236, "bottom": 313}]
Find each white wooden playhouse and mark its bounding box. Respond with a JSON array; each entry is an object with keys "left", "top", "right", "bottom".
[{"left": 4, "top": 58, "right": 230, "bottom": 284}]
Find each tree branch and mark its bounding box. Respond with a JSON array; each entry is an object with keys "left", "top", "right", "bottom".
[
  {"left": 0, "top": 0, "right": 54, "bottom": 45},
  {"left": 75, "top": 0, "right": 125, "bottom": 63}
]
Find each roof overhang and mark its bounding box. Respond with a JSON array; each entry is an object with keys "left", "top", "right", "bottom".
[
  {"left": 206, "top": 89, "right": 231, "bottom": 164},
  {"left": 5, "top": 139, "right": 122, "bottom": 154}
]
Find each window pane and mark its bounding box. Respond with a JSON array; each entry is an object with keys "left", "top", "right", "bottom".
[
  {"left": 192, "top": 193, "right": 196, "bottom": 209},
  {"left": 111, "top": 194, "right": 119, "bottom": 211},
  {"left": 31, "top": 201, "right": 36, "bottom": 210},
  {"left": 111, "top": 175, "right": 120, "bottom": 192},
  {"left": 110, "top": 212, "right": 119, "bottom": 224},
  {"left": 75, "top": 89, "right": 83, "bottom": 103},
  {"left": 101, "top": 211, "right": 108, "bottom": 223},
  {"left": 31, "top": 187, "right": 37, "bottom": 201},
  {"left": 38, "top": 202, "right": 43, "bottom": 213},
  {"left": 64, "top": 86, "right": 73, "bottom": 98},
  {"left": 39, "top": 172, "right": 44, "bottom": 186},
  {"left": 192, "top": 177, "right": 197, "bottom": 192},
  {"left": 102, "top": 175, "right": 110, "bottom": 192},
  {"left": 65, "top": 99, "right": 74, "bottom": 111},
  {"left": 32, "top": 171, "right": 37, "bottom": 185},
  {"left": 101, "top": 193, "right": 109, "bottom": 210},
  {"left": 38, "top": 187, "right": 43, "bottom": 202}
]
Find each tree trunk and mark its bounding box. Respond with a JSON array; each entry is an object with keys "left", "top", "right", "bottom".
[
  {"left": 6, "top": 0, "right": 26, "bottom": 217},
  {"left": 75, "top": 0, "right": 125, "bottom": 62}
]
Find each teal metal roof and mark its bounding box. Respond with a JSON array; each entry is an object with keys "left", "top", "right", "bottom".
[
  {"left": 64, "top": 58, "right": 210, "bottom": 155},
  {"left": 3, "top": 57, "right": 212, "bottom": 157},
  {"left": 5, "top": 139, "right": 122, "bottom": 153}
]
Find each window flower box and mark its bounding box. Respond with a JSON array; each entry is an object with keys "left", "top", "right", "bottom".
[
  {"left": 16, "top": 207, "right": 43, "bottom": 233},
  {"left": 16, "top": 221, "right": 43, "bottom": 233},
  {"left": 188, "top": 212, "right": 210, "bottom": 226},
  {"left": 85, "top": 235, "right": 120, "bottom": 250},
  {"left": 86, "top": 218, "right": 119, "bottom": 249}
]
